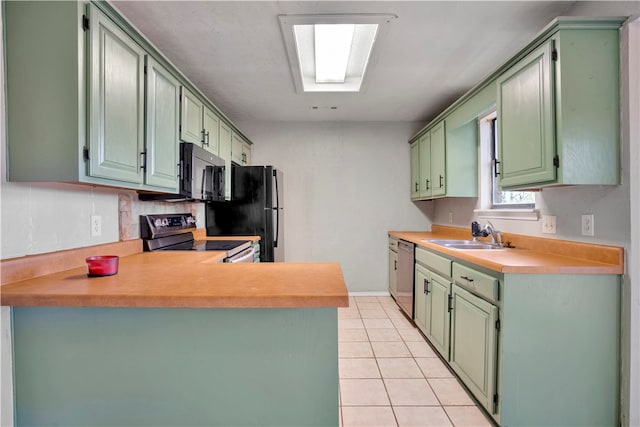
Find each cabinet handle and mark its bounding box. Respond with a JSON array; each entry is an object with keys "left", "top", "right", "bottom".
[
  {"left": 439, "top": 174, "right": 444, "bottom": 188},
  {"left": 415, "top": 182, "right": 418, "bottom": 192},
  {"left": 201, "top": 129, "right": 207, "bottom": 146},
  {"left": 205, "top": 131, "right": 210, "bottom": 146},
  {"left": 140, "top": 151, "right": 147, "bottom": 172},
  {"left": 394, "top": 260, "right": 397, "bottom": 270},
  {"left": 494, "top": 159, "right": 501, "bottom": 177},
  {"left": 424, "top": 278, "right": 430, "bottom": 295},
  {"left": 460, "top": 275, "right": 474, "bottom": 283},
  {"left": 177, "top": 163, "right": 181, "bottom": 178},
  {"left": 426, "top": 179, "right": 430, "bottom": 190}
]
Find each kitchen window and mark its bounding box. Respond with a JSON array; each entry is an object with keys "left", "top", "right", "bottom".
[
  {"left": 489, "top": 117, "right": 536, "bottom": 209},
  {"left": 475, "top": 110, "right": 538, "bottom": 221}
]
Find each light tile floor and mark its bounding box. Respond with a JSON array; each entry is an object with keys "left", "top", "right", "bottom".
[{"left": 339, "top": 296, "right": 493, "bottom": 427}]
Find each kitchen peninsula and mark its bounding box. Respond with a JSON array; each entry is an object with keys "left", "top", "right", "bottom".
[{"left": 1, "top": 251, "right": 348, "bottom": 426}]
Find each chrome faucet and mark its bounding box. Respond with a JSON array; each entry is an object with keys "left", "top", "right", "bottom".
[{"left": 471, "top": 221, "right": 502, "bottom": 246}]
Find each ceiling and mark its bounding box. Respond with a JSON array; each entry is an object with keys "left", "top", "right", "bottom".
[{"left": 112, "top": 1, "right": 581, "bottom": 124}]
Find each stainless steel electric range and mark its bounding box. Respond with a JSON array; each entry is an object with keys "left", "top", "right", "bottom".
[{"left": 140, "top": 214, "right": 254, "bottom": 263}]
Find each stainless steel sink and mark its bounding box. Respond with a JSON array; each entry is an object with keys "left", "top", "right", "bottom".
[{"left": 425, "top": 239, "right": 506, "bottom": 250}]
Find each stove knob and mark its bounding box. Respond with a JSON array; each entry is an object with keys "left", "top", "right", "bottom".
[
  {"left": 154, "top": 218, "right": 163, "bottom": 227},
  {"left": 162, "top": 219, "right": 169, "bottom": 226}
]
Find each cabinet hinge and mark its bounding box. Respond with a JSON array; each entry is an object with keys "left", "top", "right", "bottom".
[
  {"left": 82, "top": 15, "right": 90, "bottom": 31},
  {"left": 553, "top": 155, "right": 560, "bottom": 168},
  {"left": 144, "top": 65, "right": 148, "bottom": 75},
  {"left": 83, "top": 146, "right": 90, "bottom": 161},
  {"left": 447, "top": 294, "right": 453, "bottom": 312},
  {"left": 551, "top": 49, "right": 558, "bottom": 61},
  {"left": 495, "top": 319, "right": 501, "bottom": 331}
]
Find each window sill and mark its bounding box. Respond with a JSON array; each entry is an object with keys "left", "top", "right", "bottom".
[{"left": 474, "top": 208, "right": 539, "bottom": 221}]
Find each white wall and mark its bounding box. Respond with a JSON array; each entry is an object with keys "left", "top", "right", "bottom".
[{"left": 237, "top": 121, "right": 431, "bottom": 292}]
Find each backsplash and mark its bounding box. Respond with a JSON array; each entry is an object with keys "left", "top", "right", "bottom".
[{"left": 0, "top": 181, "right": 204, "bottom": 260}]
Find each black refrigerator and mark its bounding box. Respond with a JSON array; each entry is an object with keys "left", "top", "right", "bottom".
[{"left": 206, "top": 165, "right": 284, "bottom": 262}]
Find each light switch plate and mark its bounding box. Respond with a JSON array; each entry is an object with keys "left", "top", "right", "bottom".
[
  {"left": 542, "top": 215, "right": 557, "bottom": 235},
  {"left": 581, "top": 214, "right": 595, "bottom": 236}
]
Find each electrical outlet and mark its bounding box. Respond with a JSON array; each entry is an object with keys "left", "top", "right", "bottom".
[
  {"left": 581, "top": 214, "right": 595, "bottom": 236},
  {"left": 542, "top": 215, "right": 557, "bottom": 235},
  {"left": 448, "top": 212, "right": 453, "bottom": 224},
  {"left": 91, "top": 215, "right": 102, "bottom": 237}
]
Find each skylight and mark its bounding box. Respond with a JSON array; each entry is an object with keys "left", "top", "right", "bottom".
[
  {"left": 279, "top": 14, "right": 396, "bottom": 93},
  {"left": 314, "top": 24, "right": 355, "bottom": 83}
]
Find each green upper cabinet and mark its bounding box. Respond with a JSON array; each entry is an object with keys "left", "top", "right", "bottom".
[
  {"left": 144, "top": 56, "right": 180, "bottom": 190},
  {"left": 410, "top": 141, "right": 420, "bottom": 199},
  {"left": 497, "top": 40, "right": 557, "bottom": 188},
  {"left": 87, "top": 4, "right": 145, "bottom": 184},
  {"left": 231, "top": 132, "right": 244, "bottom": 165},
  {"left": 242, "top": 141, "right": 252, "bottom": 166},
  {"left": 410, "top": 120, "right": 470, "bottom": 201},
  {"left": 430, "top": 122, "right": 446, "bottom": 197},
  {"left": 418, "top": 133, "right": 432, "bottom": 198},
  {"left": 179, "top": 87, "right": 204, "bottom": 145},
  {"left": 5, "top": 1, "right": 254, "bottom": 193},
  {"left": 203, "top": 106, "right": 220, "bottom": 156},
  {"left": 497, "top": 20, "right": 622, "bottom": 189}
]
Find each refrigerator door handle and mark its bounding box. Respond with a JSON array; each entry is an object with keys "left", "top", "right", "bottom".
[{"left": 273, "top": 170, "right": 280, "bottom": 248}]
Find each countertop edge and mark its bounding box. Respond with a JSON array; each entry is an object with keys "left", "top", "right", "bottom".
[{"left": 389, "top": 229, "right": 624, "bottom": 275}]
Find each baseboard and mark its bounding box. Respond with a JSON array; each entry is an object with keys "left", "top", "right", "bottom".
[{"left": 347, "top": 291, "right": 391, "bottom": 297}]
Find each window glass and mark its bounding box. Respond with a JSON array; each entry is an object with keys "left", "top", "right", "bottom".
[{"left": 490, "top": 118, "right": 535, "bottom": 208}]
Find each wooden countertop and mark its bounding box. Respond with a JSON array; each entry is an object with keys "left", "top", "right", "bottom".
[
  {"left": 390, "top": 227, "right": 624, "bottom": 275},
  {"left": 0, "top": 252, "right": 348, "bottom": 308}
]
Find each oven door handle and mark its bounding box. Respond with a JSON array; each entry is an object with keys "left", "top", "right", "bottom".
[{"left": 226, "top": 247, "right": 255, "bottom": 263}]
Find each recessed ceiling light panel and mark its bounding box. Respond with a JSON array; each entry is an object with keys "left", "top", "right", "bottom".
[{"left": 279, "top": 14, "right": 397, "bottom": 93}]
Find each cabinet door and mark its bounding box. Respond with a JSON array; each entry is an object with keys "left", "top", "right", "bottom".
[
  {"left": 425, "top": 272, "right": 450, "bottom": 359},
  {"left": 449, "top": 284, "right": 498, "bottom": 413},
  {"left": 88, "top": 5, "right": 144, "bottom": 183},
  {"left": 414, "top": 264, "right": 429, "bottom": 332},
  {"left": 180, "top": 87, "right": 204, "bottom": 145},
  {"left": 410, "top": 141, "right": 420, "bottom": 199},
  {"left": 497, "top": 40, "right": 556, "bottom": 188},
  {"left": 231, "top": 132, "right": 244, "bottom": 165},
  {"left": 203, "top": 106, "right": 220, "bottom": 155},
  {"left": 145, "top": 56, "right": 179, "bottom": 190},
  {"left": 219, "top": 122, "right": 233, "bottom": 200},
  {"left": 430, "top": 121, "right": 446, "bottom": 197},
  {"left": 419, "top": 134, "right": 432, "bottom": 198},
  {"left": 389, "top": 250, "right": 398, "bottom": 298},
  {"left": 242, "top": 142, "right": 252, "bottom": 165}
]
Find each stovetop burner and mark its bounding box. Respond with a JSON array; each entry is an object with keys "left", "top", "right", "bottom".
[{"left": 140, "top": 214, "right": 252, "bottom": 257}]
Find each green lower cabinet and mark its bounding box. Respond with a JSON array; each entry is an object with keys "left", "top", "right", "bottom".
[
  {"left": 498, "top": 273, "right": 620, "bottom": 426},
  {"left": 426, "top": 272, "right": 450, "bottom": 359},
  {"left": 414, "top": 264, "right": 429, "bottom": 332},
  {"left": 409, "top": 245, "right": 621, "bottom": 426},
  {"left": 12, "top": 306, "right": 339, "bottom": 426},
  {"left": 414, "top": 264, "right": 451, "bottom": 360},
  {"left": 449, "top": 283, "right": 499, "bottom": 415}
]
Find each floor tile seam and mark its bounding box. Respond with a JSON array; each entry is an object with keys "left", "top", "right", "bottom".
[{"left": 389, "top": 405, "right": 454, "bottom": 427}]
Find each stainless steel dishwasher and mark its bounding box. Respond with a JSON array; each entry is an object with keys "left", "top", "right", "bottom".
[{"left": 396, "top": 240, "right": 415, "bottom": 318}]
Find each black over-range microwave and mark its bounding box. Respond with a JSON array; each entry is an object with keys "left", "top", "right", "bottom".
[{"left": 139, "top": 143, "right": 225, "bottom": 202}]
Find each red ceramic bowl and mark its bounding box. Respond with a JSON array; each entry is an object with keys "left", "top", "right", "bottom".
[{"left": 86, "top": 255, "right": 119, "bottom": 277}]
